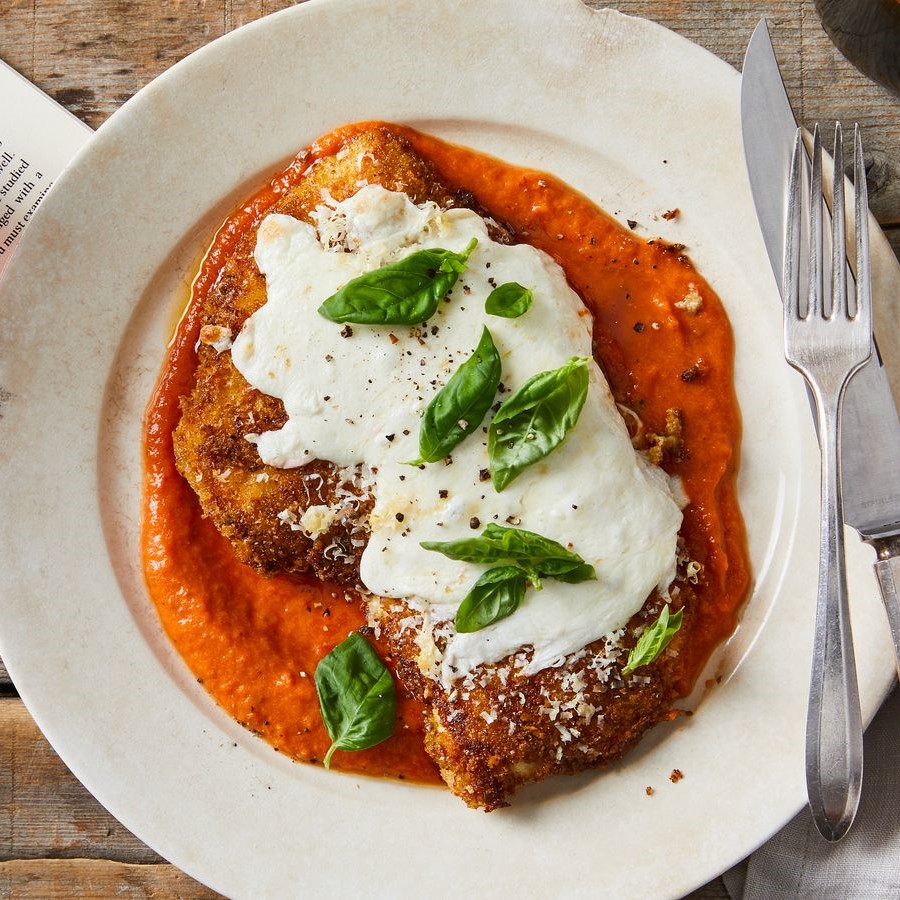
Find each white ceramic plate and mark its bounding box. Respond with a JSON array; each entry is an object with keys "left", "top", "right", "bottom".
[{"left": 1, "top": 1, "right": 897, "bottom": 896}]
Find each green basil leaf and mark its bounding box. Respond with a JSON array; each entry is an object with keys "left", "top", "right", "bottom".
[
  {"left": 541, "top": 561, "right": 597, "bottom": 584},
  {"left": 455, "top": 566, "right": 527, "bottom": 633},
  {"left": 485, "top": 282, "right": 533, "bottom": 318},
  {"left": 479, "top": 523, "right": 592, "bottom": 579},
  {"left": 488, "top": 356, "right": 590, "bottom": 491},
  {"left": 314, "top": 631, "right": 397, "bottom": 767},
  {"left": 621, "top": 605, "right": 684, "bottom": 676},
  {"left": 420, "top": 533, "right": 509, "bottom": 566},
  {"left": 317, "top": 237, "right": 478, "bottom": 325},
  {"left": 421, "top": 522, "right": 595, "bottom": 587},
  {"left": 409, "top": 326, "right": 501, "bottom": 464}
]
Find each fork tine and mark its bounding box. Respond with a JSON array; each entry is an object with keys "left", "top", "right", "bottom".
[
  {"left": 808, "top": 124, "right": 824, "bottom": 319},
  {"left": 784, "top": 128, "right": 804, "bottom": 321},
  {"left": 854, "top": 124, "right": 872, "bottom": 330},
  {"left": 831, "top": 124, "right": 846, "bottom": 320}
]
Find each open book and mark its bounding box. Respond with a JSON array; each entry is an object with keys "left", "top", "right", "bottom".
[{"left": 0, "top": 58, "right": 92, "bottom": 274}]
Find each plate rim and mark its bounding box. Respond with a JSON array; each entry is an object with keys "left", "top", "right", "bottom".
[{"left": 0, "top": 1, "right": 896, "bottom": 897}]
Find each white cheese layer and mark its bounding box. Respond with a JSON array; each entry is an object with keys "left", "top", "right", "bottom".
[{"left": 230, "top": 185, "right": 682, "bottom": 683}]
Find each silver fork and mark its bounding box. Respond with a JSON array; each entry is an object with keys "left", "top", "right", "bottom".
[{"left": 784, "top": 123, "right": 873, "bottom": 842}]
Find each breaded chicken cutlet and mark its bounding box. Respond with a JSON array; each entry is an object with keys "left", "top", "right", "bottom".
[
  {"left": 174, "top": 129, "right": 468, "bottom": 583},
  {"left": 174, "top": 125, "right": 695, "bottom": 810}
]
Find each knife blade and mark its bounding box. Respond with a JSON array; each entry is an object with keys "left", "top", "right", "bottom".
[
  {"left": 742, "top": 20, "right": 900, "bottom": 653},
  {"left": 742, "top": 19, "right": 900, "bottom": 544},
  {"left": 742, "top": 17, "right": 900, "bottom": 839}
]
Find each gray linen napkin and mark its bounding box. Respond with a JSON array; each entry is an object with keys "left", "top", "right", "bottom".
[{"left": 722, "top": 688, "right": 900, "bottom": 899}]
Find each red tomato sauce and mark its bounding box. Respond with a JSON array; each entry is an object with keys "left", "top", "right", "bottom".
[{"left": 142, "top": 122, "right": 750, "bottom": 781}]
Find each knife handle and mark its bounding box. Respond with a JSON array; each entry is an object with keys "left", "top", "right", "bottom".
[{"left": 871, "top": 535, "right": 900, "bottom": 683}]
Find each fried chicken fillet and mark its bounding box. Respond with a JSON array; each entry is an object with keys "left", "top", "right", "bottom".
[{"left": 174, "top": 125, "right": 692, "bottom": 810}]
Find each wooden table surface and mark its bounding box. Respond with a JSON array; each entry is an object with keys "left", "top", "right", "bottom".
[{"left": 1, "top": 1, "right": 898, "bottom": 897}]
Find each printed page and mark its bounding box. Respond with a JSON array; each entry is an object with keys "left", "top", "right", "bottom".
[{"left": 0, "top": 58, "right": 92, "bottom": 273}]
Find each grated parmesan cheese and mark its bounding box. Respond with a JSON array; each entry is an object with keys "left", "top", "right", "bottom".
[
  {"left": 674, "top": 283, "right": 703, "bottom": 314},
  {"left": 298, "top": 504, "right": 340, "bottom": 539},
  {"left": 198, "top": 324, "right": 233, "bottom": 353}
]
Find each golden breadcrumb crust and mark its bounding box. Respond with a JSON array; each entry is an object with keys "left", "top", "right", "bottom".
[{"left": 174, "top": 128, "right": 461, "bottom": 581}]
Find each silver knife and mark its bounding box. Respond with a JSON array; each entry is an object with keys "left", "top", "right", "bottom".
[
  {"left": 742, "top": 17, "right": 900, "bottom": 840},
  {"left": 742, "top": 19, "right": 900, "bottom": 670}
]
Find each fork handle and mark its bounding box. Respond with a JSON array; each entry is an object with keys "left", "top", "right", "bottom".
[{"left": 806, "top": 380, "right": 864, "bottom": 842}]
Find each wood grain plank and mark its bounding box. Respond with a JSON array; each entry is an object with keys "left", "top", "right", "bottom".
[
  {"left": 594, "top": 0, "right": 798, "bottom": 70},
  {"left": 0, "top": 859, "right": 221, "bottom": 898},
  {"left": 30, "top": 0, "right": 229, "bottom": 129},
  {"left": 263, "top": 0, "right": 302, "bottom": 14},
  {"left": 0, "top": 656, "right": 13, "bottom": 694},
  {"left": 0, "top": 0, "right": 36, "bottom": 81},
  {"left": 227, "top": 0, "right": 263, "bottom": 31},
  {"left": 0, "top": 859, "right": 723, "bottom": 900},
  {"left": 229, "top": 0, "right": 310, "bottom": 28},
  {"left": 0, "top": 700, "right": 160, "bottom": 863}
]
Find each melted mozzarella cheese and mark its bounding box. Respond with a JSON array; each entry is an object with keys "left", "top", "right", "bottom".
[{"left": 230, "top": 185, "right": 682, "bottom": 684}]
